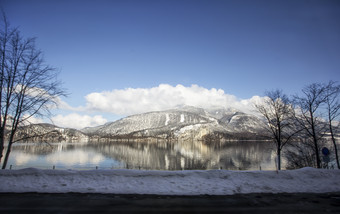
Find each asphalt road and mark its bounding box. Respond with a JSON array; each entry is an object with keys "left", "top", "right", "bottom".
[{"left": 1, "top": 192, "right": 340, "bottom": 213}]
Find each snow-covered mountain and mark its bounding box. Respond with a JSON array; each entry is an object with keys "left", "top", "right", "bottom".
[
  {"left": 82, "top": 106, "right": 265, "bottom": 141},
  {"left": 83, "top": 107, "right": 215, "bottom": 137}
]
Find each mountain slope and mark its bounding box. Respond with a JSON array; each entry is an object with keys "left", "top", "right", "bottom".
[
  {"left": 82, "top": 106, "right": 265, "bottom": 140},
  {"left": 83, "top": 108, "right": 215, "bottom": 136}
]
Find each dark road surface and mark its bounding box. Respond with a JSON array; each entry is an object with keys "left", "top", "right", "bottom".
[{"left": 1, "top": 192, "right": 340, "bottom": 213}]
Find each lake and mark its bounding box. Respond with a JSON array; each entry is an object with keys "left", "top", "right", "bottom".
[{"left": 6, "top": 140, "right": 279, "bottom": 170}]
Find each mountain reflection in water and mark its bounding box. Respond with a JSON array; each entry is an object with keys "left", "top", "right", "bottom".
[{"left": 7, "top": 141, "right": 277, "bottom": 170}]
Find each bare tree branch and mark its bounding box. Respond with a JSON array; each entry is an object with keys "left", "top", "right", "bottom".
[
  {"left": 254, "top": 89, "right": 298, "bottom": 170},
  {"left": 0, "top": 14, "right": 66, "bottom": 169},
  {"left": 293, "top": 83, "right": 329, "bottom": 168}
]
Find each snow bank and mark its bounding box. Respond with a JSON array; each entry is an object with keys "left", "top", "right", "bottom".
[{"left": 0, "top": 168, "right": 339, "bottom": 195}]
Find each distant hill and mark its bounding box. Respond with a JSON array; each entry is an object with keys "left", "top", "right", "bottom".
[{"left": 12, "top": 123, "right": 89, "bottom": 143}]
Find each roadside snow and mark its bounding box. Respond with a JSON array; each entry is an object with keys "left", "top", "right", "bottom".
[{"left": 0, "top": 168, "right": 339, "bottom": 195}]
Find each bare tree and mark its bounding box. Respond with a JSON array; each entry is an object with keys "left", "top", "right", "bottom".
[
  {"left": 0, "top": 15, "right": 65, "bottom": 169},
  {"left": 255, "top": 90, "right": 299, "bottom": 170},
  {"left": 284, "top": 137, "right": 318, "bottom": 169},
  {"left": 325, "top": 81, "right": 340, "bottom": 169},
  {"left": 293, "top": 83, "right": 328, "bottom": 168}
]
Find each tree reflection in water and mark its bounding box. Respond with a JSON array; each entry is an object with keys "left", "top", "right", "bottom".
[{"left": 7, "top": 140, "right": 277, "bottom": 170}]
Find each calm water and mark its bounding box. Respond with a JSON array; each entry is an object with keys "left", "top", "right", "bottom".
[{"left": 6, "top": 140, "right": 279, "bottom": 170}]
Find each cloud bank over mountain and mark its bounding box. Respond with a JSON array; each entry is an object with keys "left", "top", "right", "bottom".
[
  {"left": 51, "top": 114, "right": 107, "bottom": 130},
  {"left": 83, "top": 84, "right": 262, "bottom": 115},
  {"left": 51, "top": 84, "right": 265, "bottom": 129}
]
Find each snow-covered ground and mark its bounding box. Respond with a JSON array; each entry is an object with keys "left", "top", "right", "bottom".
[{"left": 0, "top": 168, "right": 339, "bottom": 195}]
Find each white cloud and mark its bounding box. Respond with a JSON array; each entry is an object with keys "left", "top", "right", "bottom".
[
  {"left": 52, "top": 96, "right": 78, "bottom": 111},
  {"left": 21, "top": 114, "right": 44, "bottom": 125},
  {"left": 82, "top": 84, "right": 261, "bottom": 115},
  {"left": 51, "top": 113, "right": 107, "bottom": 129}
]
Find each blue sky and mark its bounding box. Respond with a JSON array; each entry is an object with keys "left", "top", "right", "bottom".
[{"left": 2, "top": 0, "right": 340, "bottom": 128}]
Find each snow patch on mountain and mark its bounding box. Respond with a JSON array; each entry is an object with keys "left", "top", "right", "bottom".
[
  {"left": 165, "top": 114, "right": 170, "bottom": 126},
  {"left": 180, "top": 114, "right": 185, "bottom": 123}
]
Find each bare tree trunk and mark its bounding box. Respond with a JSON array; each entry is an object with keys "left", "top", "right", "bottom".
[
  {"left": 325, "top": 81, "right": 340, "bottom": 169},
  {"left": 313, "top": 137, "right": 321, "bottom": 168},
  {"left": 1, "top": 141, "right": 12, "bottom": 169},
  {"left": 277, "top": 147, "right": 281, "bottom": 170},
  {"left": 0, "top": 129, "right": 4, "bottom": 163},
  {"left": 2, "top": 91, "right": 23, "bottom": 169},
  {"left": 331, "top": 134, "right": 340, "bottom": 169},
  {"left": 310, "top": 112, "right": 321, "bottom": 168},
  {"left": 329, "top": 123, "right": 340, "bottom": 169}
]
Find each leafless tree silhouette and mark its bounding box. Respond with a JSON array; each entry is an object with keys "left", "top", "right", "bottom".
[
  {"left": 0, "top": 14, "right": 66, "bottom": 169},
  {"left": 255, "top": 90, "right": 299, "bottom": 170}
]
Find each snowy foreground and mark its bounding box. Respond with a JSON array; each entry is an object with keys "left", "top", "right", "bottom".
[{"left": 0, "top": 167, "right": 339, "bottom": 195}]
